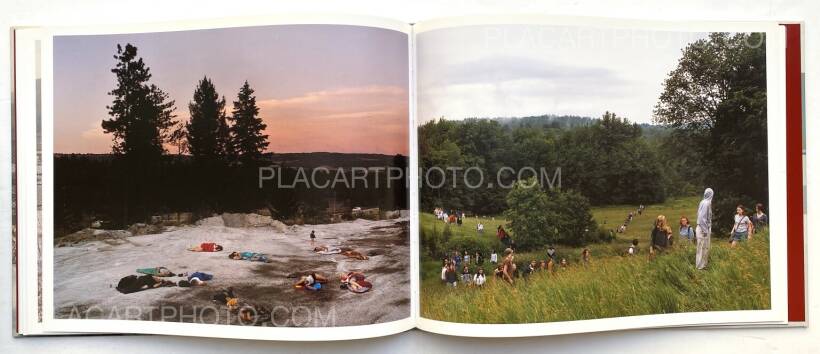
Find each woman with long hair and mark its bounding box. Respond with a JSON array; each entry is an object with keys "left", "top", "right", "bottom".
[
  {"left": 730, "top": 204, "right": 753, "bottom": 248},
  {"left": 650, "top": 215, "right": 672, "bottom": 256},
  {"left": 751, "top": 203, "right": 769, "bottom": 230},
  {"left": 678, "top": 216, "right": 695, "bottom": 244}
]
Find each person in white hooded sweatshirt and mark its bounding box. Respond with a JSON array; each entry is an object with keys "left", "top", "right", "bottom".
[{"left": 696, "top": 188, "right": 714, "bottom": 270}]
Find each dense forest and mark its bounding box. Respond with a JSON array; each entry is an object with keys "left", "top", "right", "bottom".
[
  {"left": 419, "top": 32, "right": 769, "bottom": 245},
  {"left": 419, "top": 112, "right": 672, "bottom": 212}
]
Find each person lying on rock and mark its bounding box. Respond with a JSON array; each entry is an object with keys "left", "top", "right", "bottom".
[
  {"left": 228, "top": 251, "right": 272, "bottom": 263},
  {"left": 212, "top": 287, "right": 238, "bottom": 309},
  {"left": 340, "top": 272, "right": 372, "bottom": 293},
  {"left": 313, "top": 245, "right": 341, "bottom": 254},
  {"left": 295, "top": 272, "right": 329, "bottom": 291},
  {"left": 237, "top": 302, "right": 272, "bottom": 325},
  {"left": 136, "top": 266, "right": 180, "bottom": 277},
  {"left": 341, "top": 250, "right": 369, "bottom": 260},
  {"left": 187, "top": 242, "right": 223, "bottom": 252},
  {"left": 116, "top": 274, "right": 176, "bottom": 294},
  {"left": 178, "top": 271, "right": 213, "bottom": 287}
]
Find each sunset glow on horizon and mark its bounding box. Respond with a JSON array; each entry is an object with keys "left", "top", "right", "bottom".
[{"left": 54, "top": 24, "right": 409, "bottom": 156}]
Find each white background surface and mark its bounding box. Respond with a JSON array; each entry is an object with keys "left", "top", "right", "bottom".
[{"left": 1, "top": 0, "right": 818, "bottom": 352}]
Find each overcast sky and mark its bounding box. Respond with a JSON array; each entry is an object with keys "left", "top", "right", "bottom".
[
  {"left": 54, "top": 24, "right": 409, "bottom": 155},
  {"left": 417, "top": 24, "right": 709, "bottom": 124}
]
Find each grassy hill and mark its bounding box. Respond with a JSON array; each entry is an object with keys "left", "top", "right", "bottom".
[
  {"left": 421, "top": 196, "right": 702, "bottom": 268},
  {"left": 419, "top": 197, "right": 771, "bottom": 323}
]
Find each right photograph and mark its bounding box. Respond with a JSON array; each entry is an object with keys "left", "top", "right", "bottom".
[{"left": 417, "top": 24, "right": 771, "bottom": 324}]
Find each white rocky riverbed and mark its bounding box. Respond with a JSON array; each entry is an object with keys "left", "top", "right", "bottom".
[{"left": 53, "top": 215, "right": 410, "bottom": 327}]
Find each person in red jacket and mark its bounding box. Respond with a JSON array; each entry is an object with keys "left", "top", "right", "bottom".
[{"left": 187, "top": 242, "right": 223, "bottom": 252}]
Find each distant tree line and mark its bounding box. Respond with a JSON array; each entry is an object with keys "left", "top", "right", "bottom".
[{"left": 419, "top": 111, "right": 669, "bottom": 216}]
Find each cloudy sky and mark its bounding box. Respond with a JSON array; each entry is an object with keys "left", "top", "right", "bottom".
[
  {"left": 417, "top": 25, "right": 709, "bottom": 124},
  {"left": 54, "top": 24, "right": 409, "bottom": 155}
]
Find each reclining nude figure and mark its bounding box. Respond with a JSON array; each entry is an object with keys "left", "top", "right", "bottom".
[{"left": 341, "top": 250, "right": 369, "bottom": 260}]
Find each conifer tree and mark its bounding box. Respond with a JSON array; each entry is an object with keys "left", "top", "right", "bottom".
[
  {"left": 186, "top": 76, "right": 229, "bottom": 158},
  {"left": 229, "top": 80, "right": 269, "bottom": 160},
  {"left": 101, "top": 43, "right": 176, "bottom": 159}
]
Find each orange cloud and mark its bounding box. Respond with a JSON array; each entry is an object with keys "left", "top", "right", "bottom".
[{"left": 257, "top": 85, "right": 409, "bottom": 155}]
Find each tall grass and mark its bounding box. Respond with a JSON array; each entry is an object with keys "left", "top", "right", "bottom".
[{"left": 420, "top": 230, "right": 770, "bottom": 323}]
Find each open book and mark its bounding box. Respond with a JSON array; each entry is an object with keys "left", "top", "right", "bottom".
[{"left": 12, "top": 14, "right": 806, "bottom": 340}]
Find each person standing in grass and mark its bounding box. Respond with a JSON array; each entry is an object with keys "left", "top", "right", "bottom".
[
  {"left": 650, "top": 215, "right": 673, "bottom": 257},
  {"left": 527, "top": 260, "right": 538, "bottom": 274},
  {"left": 490, "top": 250, "right": 498, "bottom": 264},
  {"left": 497, "top": 225, "right": 509, "bottom": 246},
  {"left": 546, "top": 245, "right": 557, "bottom": 263},
  {"left": 751, "top": 203, "right": 768, "bottom": 230},
  {"left": 696, "top": 188, "right": 714, "bottom": 270},
  {"left": 581, "top": 248, "right": 591, "bottom": 266},
  {"left": 473, "top": 268, "right": 487, "bottom": 287},
  {"left": 475, "top": 250, "right": 483, "bottom": 266},
  {"left": 679, "top": 216, "right": 695, "bottom": 244},
  {"left": 463, "top": 250, "right": 471, "bottom": 265},
  {"left": 477, "top": 222, "right": 484, "bottom": 234},
  {"left": 730, "top": 204, "right": 753, "bottom": 248},
  {"left": 461, "top": 265, "right": 472, "bottom": 285},
  {"left": 445, "top": 263, "right": 458, "bottom": 287},
  {"left": 501, "top": 248, "right": 516, "bottom": 285},
  {"left": 440, "top": 259, "right": 449, "bottom": 282}
]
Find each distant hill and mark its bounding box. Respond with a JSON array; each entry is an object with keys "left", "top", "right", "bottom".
[
  {"left": 464, "top": 114, "right": 672, "bottom": 137},
  {"left": 53, "top": 152, "right": 407, "bottom": 170},
  {"left": 489, "top": 114, "right": 599, "bottom": 129}
]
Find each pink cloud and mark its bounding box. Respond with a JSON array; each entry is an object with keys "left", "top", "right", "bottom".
[{"left": 257, "top": 85, "right": 409, "bottom": 155}]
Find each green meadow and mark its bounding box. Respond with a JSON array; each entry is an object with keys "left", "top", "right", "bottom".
[{"left": 419, "top": 196, "right": 771, "bottom": 323}]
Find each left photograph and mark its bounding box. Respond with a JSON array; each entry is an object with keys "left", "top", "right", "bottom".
[{"left": 51, "top": 24, "right": 410, "bottom": 327}]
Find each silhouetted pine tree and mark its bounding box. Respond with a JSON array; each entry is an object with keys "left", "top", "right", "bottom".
[
  {"left": 100, "top": 43, "right": 176, "bottom": 225},
  {"left": 229, "top": 81, "right": 269, "bottom": 160},
  {"left": 101, "top": 43, "right": 176, "bottom": 159},
  {"left": 186, "top": 76, "right": 229, "bottom": 159}
]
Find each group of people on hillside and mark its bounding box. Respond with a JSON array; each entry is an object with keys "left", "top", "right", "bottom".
[
  {"left": 641, "top": 188, "right": 768, "bottom": 270},
  {"left": 434, "top": 208, "right": 465, "bottom": 226},
  {"left": 440, "top": 244, "right": 591, "bottom": 287},
  {"left": 616, "top": 205, "right": 645, "bottom": 234},
  {"left": 436, "top": 188, "right": 770, "bottom": 290}
]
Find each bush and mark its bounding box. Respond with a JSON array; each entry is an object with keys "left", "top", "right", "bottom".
[{"left": 503, "top": 179, "right": 598, "bottom": 249}]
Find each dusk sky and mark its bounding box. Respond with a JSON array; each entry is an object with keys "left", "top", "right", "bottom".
[
  {"left": 54, "top": 24, "right": 409, "bottom": 155},
  {"left": 418, "top": 25, "right": 709, "bottom": 124}
]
